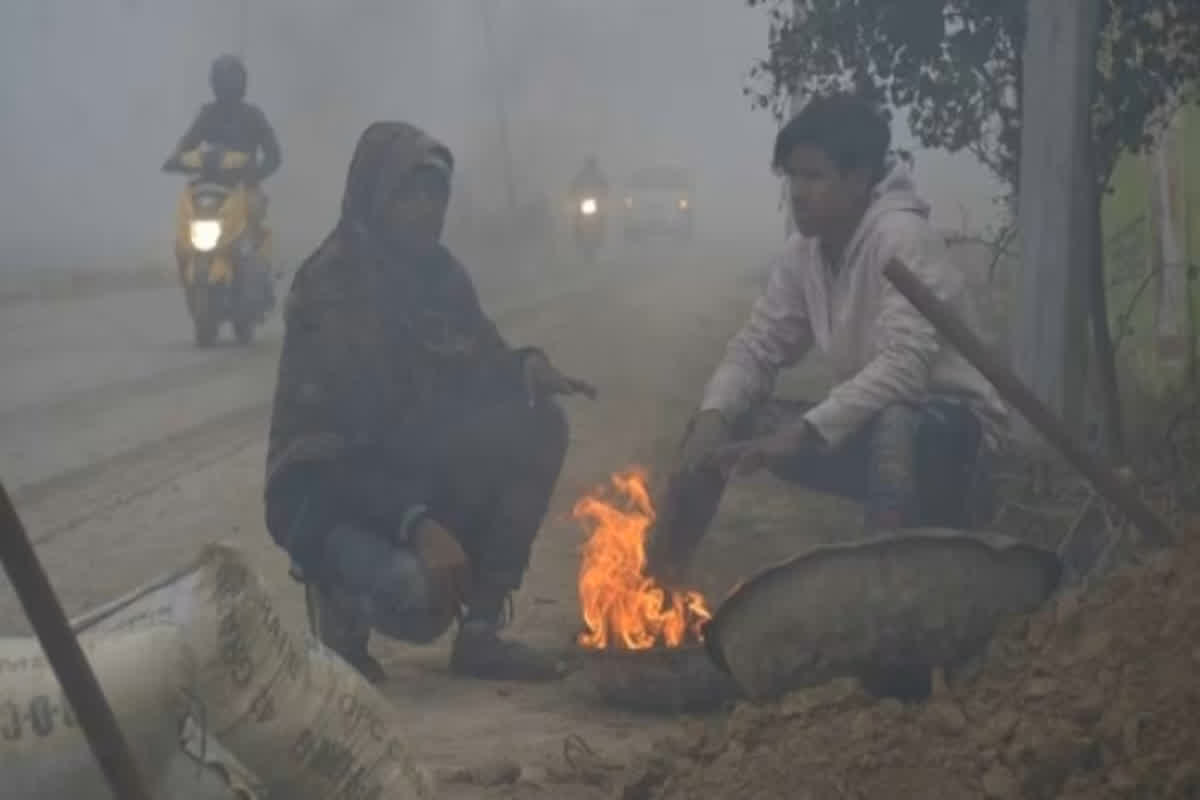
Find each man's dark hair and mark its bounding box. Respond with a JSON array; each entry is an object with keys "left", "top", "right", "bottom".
[{"left": 772, "top": 93, "right": 891, "bottom": 180}]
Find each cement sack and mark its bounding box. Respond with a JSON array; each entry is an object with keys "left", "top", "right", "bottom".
[
  {"left": 73, "top": 542, "right": 437, "bottom": 799},
  {"left": 0, "top": 627, "right": 187, "bottom": 799}
]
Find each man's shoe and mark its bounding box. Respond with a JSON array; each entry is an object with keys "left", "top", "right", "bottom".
[
  {"left": 450, "top": 619, "right": 563, "bottom": 682},
  {"left": 306, "top": 581, "right": 387, "bottom": 684}
]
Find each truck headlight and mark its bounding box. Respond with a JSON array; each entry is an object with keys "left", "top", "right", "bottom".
[
  {"left": 189, "top": 220, "right": 222, "bottom": 252},
  {"left": 580, "top": 197, "right": 598, "bottom": 216}
]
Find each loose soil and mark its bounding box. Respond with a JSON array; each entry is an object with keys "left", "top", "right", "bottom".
[{"left": 624, "top": 528, "right": 1200, "bottom": 800}]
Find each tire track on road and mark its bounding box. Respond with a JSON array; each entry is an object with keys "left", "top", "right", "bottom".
[
  {"left": 12, "top": 403, "right": 269, "bottom": 545},
  {"left": 0, "top": 346, "right": 278, "bottom": 431},
  {"left": 8, "top": 269, "right": 624, "bottom": 543}
]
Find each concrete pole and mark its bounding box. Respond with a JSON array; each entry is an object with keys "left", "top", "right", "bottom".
[{"left": 1010, "top": 0, "right": 1102, "bottom": 445}]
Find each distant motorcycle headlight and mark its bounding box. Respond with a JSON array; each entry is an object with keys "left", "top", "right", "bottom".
[
  {"left": 189, "top": 220, "right": 222, "bottom": 252},
  {"left": 580, "top": 197, "right": 598, "bottom": 216}
]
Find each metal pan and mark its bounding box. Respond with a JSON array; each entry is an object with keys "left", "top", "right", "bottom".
[{"left": 704, "top": 528, "right": 1062, "bottom": 701}]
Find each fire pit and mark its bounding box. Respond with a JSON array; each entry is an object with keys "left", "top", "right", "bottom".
[
  {"left": 567, "top": 469, "right": 738, "bottom": 713},
  {"left": 568, "top": 640, "right": 738, "bottom": 714}
]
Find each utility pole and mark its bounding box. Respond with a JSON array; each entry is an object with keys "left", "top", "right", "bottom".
[
  {"left": 478, "top": 0, "right": 519, "bottom": 213},
  {"left": 781, "top": 0, "right": 806, "bottom": 239},
  {"left": 1010, "top": 0, "right": 1102, "bottom": 446},
  {"left": 781, "top": 81, "right": 803, "bottom": 238},
  {"left": 235, "top": 0, "right": 249, "bottom": 58},
  {"left": 1153, "top": 103, "right": 1188, "bottom": 367}
]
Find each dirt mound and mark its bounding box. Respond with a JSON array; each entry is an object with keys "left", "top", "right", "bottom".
[{"left": 624, "top": 531, "right": 1200, "bottom": 800}]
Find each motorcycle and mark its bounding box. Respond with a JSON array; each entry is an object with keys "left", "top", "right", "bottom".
[
  {"left": 172, "top": 145, "right": 274, "bottom": 347},
  {"left": 572, "top": 194, "right": 606, "bottom": 263}
]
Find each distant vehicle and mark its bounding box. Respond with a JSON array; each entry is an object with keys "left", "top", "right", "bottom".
[
  {"left": 622, "top": 165, "right": 695, "bottom": 243},
  {"left": 571, "top": 191, "right": 607, "bottom": 263}
]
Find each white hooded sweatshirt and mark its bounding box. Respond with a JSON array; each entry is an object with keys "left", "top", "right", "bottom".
[{"left": 701, "top": 164, "right": 1008, "bottom": 449}]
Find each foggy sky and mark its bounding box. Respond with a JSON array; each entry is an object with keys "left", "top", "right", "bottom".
[{"left": 0, "top": 1, "right": 1001, "bottom": 274}]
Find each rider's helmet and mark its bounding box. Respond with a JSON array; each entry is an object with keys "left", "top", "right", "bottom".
[{"left": 210, "top": 54, "right": 248, "bottom": 103}]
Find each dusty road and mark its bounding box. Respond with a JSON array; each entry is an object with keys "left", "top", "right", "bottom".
[{"left": 0, "top": 237, "right": 844, "bottom": 798}]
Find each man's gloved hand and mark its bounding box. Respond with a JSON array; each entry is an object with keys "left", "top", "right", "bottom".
[
  {"left": 522, "top": 350, "right": 597, "bottom": 407},
  {"left": 409, "top": 518, "right": 472, "bottom": 618},
  {"left": 645, "top": 410, "right": 733, "bottom": 583},
  {"left": 220, "top": 150, "right": 250, "bottom": 172},
  {"left": 178, "top": 149, "right": 204, "bottom": 171}
]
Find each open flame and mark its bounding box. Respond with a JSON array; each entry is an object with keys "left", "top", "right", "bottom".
[{"left": 573, "top": 468, "right": 711, "bottom": 650}]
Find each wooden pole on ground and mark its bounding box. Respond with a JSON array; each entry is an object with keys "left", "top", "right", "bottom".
[
  {"left": 0, "top": 481, "right": 154, "bottom": 800},
  {"left": 883, "top": 260, "right": 1175, "bottom": 549}
]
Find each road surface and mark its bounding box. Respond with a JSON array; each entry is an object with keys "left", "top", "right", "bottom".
[{"left": 0, "top": 238, "right": 801, "bottom": 798}]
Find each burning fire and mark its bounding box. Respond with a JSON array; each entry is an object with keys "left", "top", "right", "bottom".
[{"left": 573, "top": 468, "right": 711, "bottom": 650}]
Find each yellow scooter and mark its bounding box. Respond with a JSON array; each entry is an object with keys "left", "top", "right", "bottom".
[{"left": 172, "top": 145, "right": 274, "bottom": 347}]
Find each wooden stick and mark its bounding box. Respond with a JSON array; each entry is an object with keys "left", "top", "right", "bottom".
[
  {"left": 883, "top": 260, "right": 1175, "bottom": 548},
  {"left": 0, "top": 481, "right": 154, "bottom": 800}
]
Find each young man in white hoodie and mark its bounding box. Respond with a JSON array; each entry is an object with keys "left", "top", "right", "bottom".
[{"left": 648, "top": 94, "right": 1008, "bottom": 579}]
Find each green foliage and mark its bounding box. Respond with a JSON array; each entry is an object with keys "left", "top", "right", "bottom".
[{"left": 746, "top": 0, "right": 1200, "bottom": 190}]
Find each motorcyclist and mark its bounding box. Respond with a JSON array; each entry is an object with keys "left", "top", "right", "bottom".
[
  {"left": 264, "top": 121, "right": 596, "bottom": 684},
  {"left": 163, "top": 54, "right": 281, "bottom": 308},
  {"left": 570, "top": 156, "right": 609, "bottom": 256},
  {"left": 162, "top": 54, "right": 281, "bottom": 188},
  {"left": 570, "top": 155, "right": 609, "bottom": 204},
  {"left": 647, "top": 93, "right": 1008, "bottom": 583}
]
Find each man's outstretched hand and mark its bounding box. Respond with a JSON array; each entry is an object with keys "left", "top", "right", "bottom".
[
  {"left": 644, "top": 410, "right": 733, "bottom": 583},
  {"left": 522, "top": 351, "right": 597, "bottom": 407},
  {"left": 644, "top": 480, "right": 688, "bottom": 587},
  {"left": 705, "top": 420, "right": 820, "bottom": 477}
]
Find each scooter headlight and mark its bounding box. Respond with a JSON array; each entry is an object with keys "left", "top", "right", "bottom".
[
  {"left": 189, "top": 220, "right": 222, "bottom": 252},
  {"left": 580, "top": 197, "right": 598, "bottom": 216}
]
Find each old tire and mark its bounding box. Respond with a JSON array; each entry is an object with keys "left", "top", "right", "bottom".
[
  {"left": 190, "top": 288, "right": 219, "bottom": 347},
  {"left": 193, "top": 316, "right": 218, "bottom": 348}
]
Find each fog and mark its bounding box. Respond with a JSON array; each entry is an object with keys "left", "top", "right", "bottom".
[{"left": 0, "top": 0, "right": 1002, "bottom": 276}]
